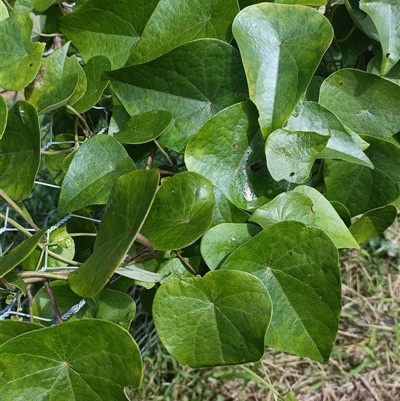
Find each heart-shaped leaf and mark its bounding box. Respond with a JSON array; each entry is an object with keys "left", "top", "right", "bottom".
[
  {"left": 141, "top": 171, "right": 215, "bottom": 251},
  {"left": 0, "top": 12, "right": 45, "bottom": 91},
  {"left": 0, "top": 321, "right": 43, "bottom": 346},
  {"left": 185, "top": 101, "right": 286, "bottom": 211},
  {"left": 153, "top": 270, "right": 272, "bottom": 367},
  {"left": 232, "top": 3, "right": 333, "bottom": 137},
  {"left": 201, "top": 223, "right": 262, "bottom": 270},
  {"left": 69, "top": 169, "right": 159, "bottom": 298},
  {"left": 324, "top": 136, "right": 400, "bottom": 216},
  {"left": 0, "top": 320, "right": 143, "bottom": 399},
  {"left": 108, "top": 39, "right": 248, "bottom": 151},
  {"left": 360, "top": 0, "right": 400, "bottom": 75},
  {"left": 58, "top": 134, "right": 136, "bottom": 214},
  {"left": 319, "top": 69, "right": 400, "bottom": 139},
  {"left": 265, "top": 129, "right": 329, "bottom": 183},
  {"left": 221, "top": 221, "right": 341, "bottom": 362},
  {"left": 0, "top": 101, "right": 41, "bottom": 200}
]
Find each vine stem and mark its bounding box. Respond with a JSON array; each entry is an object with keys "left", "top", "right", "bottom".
[
  {"left": 2, "top": 0, "right": 13, "bottom": 11},
  {"left": 65, "top": 104, "right": 93, "bottom": 137},
  {"left": 173, "top": 251, "right": 197, "bottom": 275},
  {"left": 43, "top": 281, "right": 63, "bottom": 324}
]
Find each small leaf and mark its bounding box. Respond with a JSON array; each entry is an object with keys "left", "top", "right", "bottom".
[
  {"left": 349, "top": 205, "right": 397, "bottom": 243},
  {"left": 0, "top": 101, "right": 41, "bottom": 200},
  {"left": 116, "top": 265, "right": 167, "bottom": 283},
  {"left": 233, "top": 3, "right": 333, "bottom": 137},
  {"left": 319, "top": 69, "right": 400, "bottom": 139},
  {"left": 3, "top": 273, "right": 27, "bottom": 296},
  {"left": 265, "top": 129, "right": 329, "bottom": 184},
  {"left": 0, "top": 1, "right": 8, "bottom": 21},
  {"left": 69, "top": 169, "right": 159, "bottom": 298},
  {"left": 0, "top": 12, "right": 45, "bottom": 90},
  {"left": 0, "top": 321, "right": 43, "bottom": 346},
  {"left": 221, "top": 221, "right": 341, "bottom": 362},
  {"left": 114, "top": 110, "right": 172, "bottom": 144},
  {"left": 141, "top": 171, "right": 215, "bottom": 251},
  {"left": 153, "top": 270, "right": 272, "bottom": 367},
  {"left": 201, "top": 223, "right": 262, "bottom": 270},
  {"left": 0, "top": 320, "right": 143, "bottom": 399},
  {"left": 58, "top": 135, "right": 136, "bottom": 214}
]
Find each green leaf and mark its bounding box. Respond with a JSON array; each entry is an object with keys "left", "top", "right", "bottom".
[
  {"left": 69, "top": 169, "right": 160, "bottom": 298},
  {"left": 3, "top": 273, "right": 27, "bottom": 296},
  {"left": 0, "top": 321, "right": 43, "bottom": 346},
  {"left": 58, "top": 134, "right": 136, "bottom": 214},
  {"left": 128, "top": 0, "right": 239, "bottom": 64},
  {"left": 0, "top": 12, "right": 45, "bottom": 90},
  {"left": 0, "top": 95, "right": 7, "bottom": 139},
  {"left": 0, "top": 230, "right": 45, "bottom": 278},
  {"left": 319, "top": 69, "right": 400, "bottom": 139},
  {"left": 367, "top": 56, "right": 400, "bottom": 86},
  {"left": 185, "top": 102, "right": 286, "bottom": 211},
  {"left": 344, "top": 0, "right": 379, "bottom": 42},
  {"left": 232, "top": 3, "right": 333, "bottom": 137},
  {"left": 201, "top": 223, "right": 262, "bottom": 270},
  {"left": 349, "top": 205, "right": 397, "bottom": 243},
  {"left": 153, "top": 270, "right": 272, "bottom": 367},
  {"left": 25, "top": 42, "right": 83, "bottom": 114},
  {"left": 284, "top": 391, "right": 300, "bottom": 401},
  {"left": 0, "top": 1, "right": 8, "bottom": 21},
  {"left": 33, "top": 0, "right": 59, "bottom": 12},
  {"left": 249, "top": 186, "right": 360, "bottom": 249},
  {"left": 0, "top": 320, "right": 143, "bottom": 399},
  {"left": 324, "top": 137, "right": 400, "bottom": 216},
  {"left": 360, "top": 0, "right": 400, "bottom": 75},
  {"left": 221, "top": 221, "right": 341, "bottom": 362},
  {"left": 108, "top": 39, "right": 248, "bottom": 151},
  {"left": 71, "top": 56, "right": 111, "bottom": 113},
  {"left": 287, "top": 101, "right": 373, "bottom": 168},
  {"left": 116, "top": 265, "right": 167, "bottom": 284},
  {"left": 0, "top": 101, "right": 41, "bottom": 200},
  {"left": 114, "top": 110, "right": 172, "bottom": 145},
  {"left": 265, "top": 129, "right": 329, "bottom": 183},
  {"left": 141, "top": 171, "right": 215, "bottom": 251}
]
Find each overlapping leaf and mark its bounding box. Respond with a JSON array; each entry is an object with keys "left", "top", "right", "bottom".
[
  {"left": 0, "top": 321, "right": 43, "bottom": 345},
  {"left": 367, "top": 56, "right": 400, "bottom": 86}
]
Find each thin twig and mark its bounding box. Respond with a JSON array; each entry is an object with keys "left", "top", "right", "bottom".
[
  {"left": 74, "top": 114, "right": 80, "bottom": 149},
  {"left": 136, "top": 233, "right": 154, "bottom": 253},
  {"left": 2, "top": 0, "right": 13, "bottom": 11},
  {"left": 145, "top": 149, "right": 156, "bottom": 170},
  {"left": 153, "top": 139, "right": 175, "bottom": 167},
  {"left": 65, "top": 104, "right": 93, "bottom": 137},
  {"left": 43, "top": 281, "right": 63, "bottom": 324},
  {"left": 173, "top": 251, "right": 197, "bottom": 275},
  {"left": 27, "top": 285, "right": 34, "bottom": 323},
  {"left": 16, "top": 270, "right": 74, "bottom": 281},
  {"left": 41, "top": 148, "right": 75, "bottom": 156}
]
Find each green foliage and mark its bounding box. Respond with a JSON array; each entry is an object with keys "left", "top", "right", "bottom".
[{"left": 0, "top": 0, "right": 399, "bottom": 399}]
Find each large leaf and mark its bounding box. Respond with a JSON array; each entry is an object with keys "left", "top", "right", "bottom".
[
  {"left": 0, "top": 321, "right": 43, "bottom": 346},
  {"left": 58, "top": 134, "right": 136, "bottom": 214},
  {"left": 0, "top": 320, "right": 143, "bottom": 399},
  {"left": 324, "top": 137, "right": 400, "bottom": 216},
  {"left": 319, "top": 69, "right": 400, "bottom": 139},
  {"left": 108, "top": 39, "right": 248, "bottom": 151},
  {"left": 185, "top": 101, "right": 286, "bottom": 211},
  {"left": 360, "top": 0, "right": 400, "bottom": 75},
  {"left": 141, "top": 171, "right": 215, "bottom": 251},
  {"left": 221, "top": 221, "right": 341, "bottom": 362},
  {"left": 0, "top": 12, "right": 45, "bottom": 90},
  {"left": 127, "top": 0, "right": 240, "bottom": 64},
  {"left": 69, "top": 169, "right": 159, "bottom": 298},
  {"left": 0, "top": 101, "right": 41, "bottom": 200},
  {"left": 153, "top": 270, "right": 272, "bottom": 367},
  {"left": 265, "top": 129, "right": 329, "bottom": 184},
  {"left": 0, "top": 95, "right": 7, "bottom": 139},
  {"left": 232, "top": 3, "right": 333, "bottom": 137},
  {"left": 286, "top": 101, "right": 373, "bottom": 168},
  {"left": 249, "top": 186, "right": 359, "bottom": 249}
]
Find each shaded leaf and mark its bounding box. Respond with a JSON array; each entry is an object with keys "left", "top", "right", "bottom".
[
  {"left": 344, "top": 0, "right": 379, "bottom": 42},
  {"left": 153, "top": 270, "right": 272, "bottom": 367},
  {"left": 3, "top": 273, "right": 27, "bottom": 296},
  {"left": 367, "top": 56, "right": 400, "bottom": 86},
  {"left": 221, "top": 221, "right": 341, "bottom": 362},
  {"left": 33, "top": 0, "right": 58, "bottom": 12},
  {"left": 212, "top": 187, "right": 249, "bottom": 226},
  {"left": 0, "top": 321, "right": 43, "bottom": 346}
]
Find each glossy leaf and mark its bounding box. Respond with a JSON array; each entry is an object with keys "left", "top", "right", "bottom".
[
  {"left": 0, "top": 230, "right": 45, "bottom": 278},
  {"left": 250, "top": 186, "right": 359, "bottom": 249},
  {"left": 0, "top": 12, "right": 45, "bottom": 91},
  {"left": 141, "top": 171, "right": 215, "bottom": 251},
  {"left": 265, "top": 129, "right": 329, "bottom": 184},
  {"left": 232, "top": 3, "right": 333, "bottom": 137},
  {"left": 0, "top": 321, "right": 43, "bottom": 346},
  {"left": 128, "top": 0, "right": 239, "bottom": 64},
  {"left": 324, "top": 137, "right": 400, "bottom": 216},
  {"left": 25, "top": 42, "right": 83, "bottom": 114},
  {"left": 0, "top": 95, "right": 7, "bottom": 138},
  {"left": 201, "top": 223, "right": 262, "bottom": 270},
  {"left": 367, "top": 56, "right": 400, "bottom": 86},
  {"left": 286, "top": 101, "right": 373, "bottom": 168},
  {"left": 0, "top": 101, "right": 40, "bottom": 200},
  {"left": 108, "top": 39, "right": 248, "bottom": 151},
  {"left": 221, "top": 221, "right": 341, "bottom": 362},
  {"left": 69, "top": 169, "right": 160, "bottom": 298},
  {"left": 0, "top": 320, "right": 143, "bottom": 399},
  {"left": 360, "top": 0, "right": 400, "bottom": 75},
  {"left": 185, "top": 102, "right": 286, "bottom": 211},
  {"left": 58, "top": 134, "right": 136, "bottom": 214},
  {"left": 319, "top": 69, "right": 400, "bottom": 139},
  {"left": 349, "top": 205, "right": 397, "bottom": 243},
  {"left": 153, "top": 270, "right": 272, "bottom": 367},
  {"left": 114, "top": 110, "right": 172, "bottom": 144}
]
